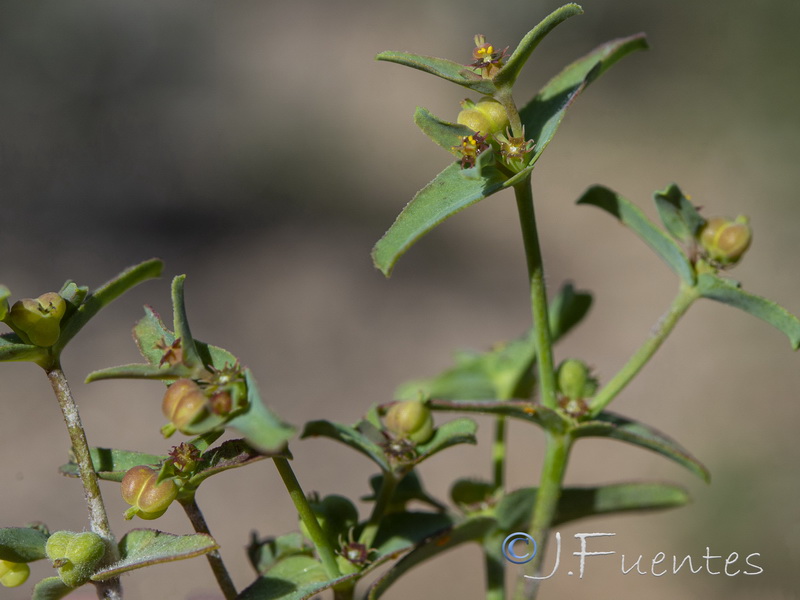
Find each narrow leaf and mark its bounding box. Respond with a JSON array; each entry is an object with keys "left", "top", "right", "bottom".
[
  {"left": 85, "top": 362, "right": 192, "bottom": 383},
  {"left": 548, "top": 282, "right": 592, "bottom": 341},
  {"left": 60, "top": 447, "right": 167, "bottom": 482},
  {"left": 496, "top": 482, "right": 690, "bottom": 530},
  {"left": 32, "top": 577, "right": 72, "bottom": 600},
  {"left": 0, "top": 333, "right": 45, "bottom": 363},
  {"left": 301, "top": 419, "right": 390, "bottom": 472},
  {"left": 170, "top": 275, "right": 203, "bottom": 369},
  {"left": 697, "top": 273, "right": 800, "bottom": 350},
  {"left": 372, "top": 162, "right": 507, "bottom": 276},
  {"left": 227, "top": 369, "right": 296, "bottom": 454},
  {"left": 654, "top": 183, "right": 705, "bottom": 242},
  {"left": 413, "top": 107, "right": 473, "bottom": 154},
  {"left": 366, "top": 516, "right": 496, "bottom": 599},
  {"left": 376, "top": 51, "right": 497, "bottom": 95},
  {"left": 413, "top": 418, "right": 477, "bottom": 467},
  {"left": 185, "top": 439, "right": 268, "bottom": 490},
  {"left": 578, "top": 185, "right": 695, "bottom": 284},
  {"left": 373, "top": 511, "right": 455, "bottom": 556},
  {"left": 91, "top": 529, "right": 217, "bottom": 580},
  {"left": 54, "top": 259, "right": 163, "bottom": 351},
  {"left": 494, "top": 4, "right": 584, "bottom": 88},
  {"left": 522, "top": 33, "right": 648, "bottom": 168},
  {"left": 0, "top": 527, "right": 48, "bottom": 562},
  {"left": 237, "top": 571, "right": 362, "bottom": 600},
  {"left": 573, "top": 411, "right": 710, "bottom": 482},
  {"left": 428, "top": 398, "right": 565, "bottom": 433}
]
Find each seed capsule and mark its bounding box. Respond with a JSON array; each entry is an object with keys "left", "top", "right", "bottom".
[
  {"left": 557, "top": 359, "right": 597, "bottom": 401},
  {"left": 699, "top": 216, "right": 752, "bottom": 266},
  {"left": 162, "top": 379, "right": 210, "bottom": 434},
  {"left": 45, "top": 531, "right": 105, "bottom": 587},
  {"left": 456, "top": 97, "right": 509, "bottom": 137},
  {"left": 121, "top": 465, "right": 178, "bottom": 520},
  {"left": 0, "top": 560, "right": 30, "bottom": 588},
  {"left": 9, "top": 292, "right": 67, "bottom": 346},
  {"left": 385, "top": 400, "right": 434, "bottom": 444}
]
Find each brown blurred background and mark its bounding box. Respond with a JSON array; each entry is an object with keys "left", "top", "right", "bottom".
[{"left": 1, "top": 1, "right": 799, "bottom": 598}]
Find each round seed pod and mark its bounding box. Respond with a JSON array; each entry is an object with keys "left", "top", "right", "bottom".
[
  {"left": 0, "top": 560, "right": 30, "bottom": 588},
  {"left": 121, "top": 465, "right": 178, "bottom": 520},
  {"left": 385, "top": 400, "right": 435, "bottom": 444},
  {"left": 162, "top": 379, "right": 210, "bottom": 434},
  {"left": 699, "top": 216, "right": 752, "bottom": 266},
  {"left": 45, "top": 531, "right": 105, "bottom": 587}
]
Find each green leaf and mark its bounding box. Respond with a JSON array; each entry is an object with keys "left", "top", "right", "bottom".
[
  {"left": 578, "top": 185, "right": 695, "bottom": 285},
  {"left": 237, "top": 570, "right": 362, "bottom": 600},
  {"left": 372, "top": 161, "right": 507, "bottom": 276},
  {"left": 133, "top": 305, "right": 174, "bottom": 366},
  {"left": 91, "top": 529, "right": 217, "bottom": 581},
  {"left": 247, "top": 532, "right": 313, "bottom": 576},
  {"left": 0, "top": 333, "right": 45, "bottom": 363},
  {"left": 375, "top": 51, "right": 497, "bottom": 96},
  {"left": 0, "top": 527, "right": 48, "bottom": 562},
  {"left": 413, "top": 418, "right": 477, "bottom": 466},
  {"left": 184, "top": 439, "right": 268, "bottom": 491},
  {"left": 363, "top": 471, "right": 447, "bottom": 513},
  {"left": 59, "top": 447, "right": 167, "bottom": 482},
  {"left": 85, "top": 361, "right": 193, "bottom": 383},
  {"left": 0, "top": 284, "right": 10, "bottom": 321},
  {"left": 494, "top": 4, "right": 584, "bottom": 89},
  {"left": 548, "top": 282, "right": 593, "bottom": 341},
  {"left": 573, "top": 411, "right": 710, "bottom": 482},
  {"left": 227, "top": 369, "right": 296, "bottom": 454},
  {"left": 301, "top": 419, "right": 390, "bottom": 472},
  {"left": 373, "top": 511, "right": 455, "bottom": 556},
  {"left": 57, "top": 281, "right": 88, "bottom": 307},
  {"left": 428, "top": 398, "right": 565, "bottom": 433},
  {"left": 170, "top": 275, "right": 203, "bottom": 369},
  {"left": 413, "top": 107, "right": 473, "bottom": 155},
  {"left": 653, "top": 183, "right": 705, "bottom": 243},
  {"left": 697, "top": 273, "right": 800, "bottom": 350},
  {"left": 32, "top": 577, "right": 72, "bottom": 600},
  {"left": 521, "top": 33, "right": 648, "bottom": 169},
  {"left": 54, "top": 259, "right": 163, "bottom": 353},
  {"left": 366, "top": 516, "right": 496, "bottom": 599},
  {"left": 496, "top": 482, "right": 690, "bottom": 530}
]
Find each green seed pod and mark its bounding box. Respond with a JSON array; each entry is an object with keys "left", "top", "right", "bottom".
[
  {"left": 121, "top": 465, "right": 178, "bottom": 520},
  {"left": 9, "top": 292, "right": 67, "bottom": 346},
  {"left": 162, "top": 379, "right": 210, "bottom": 434},
  {"left": 0, "top": 559, "right": 30, "bottom": 588},
  {"left": 699, "top": 216, "right": 752, "bottom": 265},
  {"left": 45, "top": 531, "right": 105, "bottom": 588},
  {"left": 384, "top": 400, "right": 434, "bottom": 444},
  {"left": 557, "top": 359, "right": 597, "bottom": 401},
  {"left": 456, "top": 97, "right": 509, "bottom": 137}
]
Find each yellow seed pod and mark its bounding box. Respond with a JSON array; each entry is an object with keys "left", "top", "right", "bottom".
[
  {"left": 9, "top": 292, "right": 67, "bottom": 346},
  {"left": 121, "top": 465, "right": 178, "bottom": 520},
  {"left": 162, "top": 378, "right": 210, "bottom": 434},
  {"left": 699, "top": 216, "right": 752, "bottom": 266},
  {"left": 0, "top": 559, "right": 30, "bottom": 588},
  {"left": 456, "top": 98, "right": 509, "bottom": 137}
]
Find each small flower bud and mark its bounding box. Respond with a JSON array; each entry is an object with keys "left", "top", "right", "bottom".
[
  {"left": 121, "top": 465, "right": 178, "bottom": 520},
  {"left": 0, "top": 559, "right": 30, "bottom": 588},
  {"left": 457, "top": 98, "right": 509, "bottom": 137},
  {"left": 557, "top": 359, "right": 597, "bottom": 401},
  {"left": 45, "top": 531, "right": 105, "bottom": 587},
  {"left": 699, "top": 216, "right": 752, "bottom": 266},
  {"left": 9, "top": 292, "right": 67, "bottom": 346},
  {"left": 162, "top": 379, "right": 210, "bottom": 435},
  {"left": 384, "top": 400, "right": 434, "bottom": 444}
]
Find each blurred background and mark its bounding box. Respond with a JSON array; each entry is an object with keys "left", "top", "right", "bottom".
[{"left": 1, "top": 0, "right": 799, "bottom": 598}]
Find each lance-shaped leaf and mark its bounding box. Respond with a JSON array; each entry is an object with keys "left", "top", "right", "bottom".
[
  {"left": 32, "top": 577, "right": 72, "bottom": 600},
  {"left": 366, "top": 516, "right": 496, "bottom": 599},
  {"left": 183, "top": 439, "right": 268, "bottom": 491},
  {"left": 237, "top": 562, "right": 364, "bottom": 600},
  {"left": 573, "top": 411, "right": 710, "bottom": 482},
  {"left": 414, "top": 107, "right": 474, "bottom": 155},
  {"left": 301, "top": 419, "right": 390, "bottom": 472},
  {"left": 85, "top": 361, "right": 193, "bottom": 382},
  {"left": 654, "top": 183, "right": 705, "bottom": 243},
  {"left": 494, "top": 3, "right": 584, "bottom": 89},
  {"left": 578, "top": 185, "right": 695, "bottom": 285},
  {"left": 697, "top": 273, "right": 800, "bottom": 350},
  {"left": 53, "top": 259, "right": 163, "bottom": 353},
  {"left": 375, "top": 52, "right": 497, "bottom": 96},
  {"left": 521, "top": 33, "right": 648, "bottom": 170},
  {"left": 363, "top": 471, "right": 447, "bottom": 513},
  {"left": 247, "top": 532, "right": 313, "bottom": 576},
  {"left": 373, "top": 511, "right": 456, "bottom": 556},
  {"left": 60, "top": 447, "right": 167, "bottom": 482},
  {"left": 170, "top": 275, "right": 203, "bottom": 369},
  {"left": 0, "top": 527, "right": 48, "bottom": 563},
  {"left": 0, "top": 333, "right": 45, "bottom": 363},
  {"left": 372, "top": 35, "right": 647, "bottom": 277},
  {"left": 412, "top": 418, "right": 477, "bottom": 467},
  {"left": 496, "top": 482, "right": 690, "bottom": 530},
  {"left": 227, "top": 369, "right": 296, "bottom": 454},
  {"left": 428, "top": 398, "right": 565, "bottom": 433},
  {"left": 372, "top": 161, "right": 507, "bottom": 276},
  {"left": 548, "top": 282, "right": 593, "bottom": 341},
  {"left": 91, "top": 529, "right": 217, "bottom": 581}
]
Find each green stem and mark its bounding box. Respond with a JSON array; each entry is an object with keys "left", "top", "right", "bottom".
[
  {"left": 517, "top": 432, "right": 572, "bottom": 600},
  {"left": 513, "top": 178, "right": 558, "bottom": 410},
  {"left": 491, "top": 416, "right": 507, "bottom": 490},
  {"left": 483, "top": 535, "right": 506, "bottom": 600},
  {"left": 179, "top": 497, "right": 237, "bottom": 600},
  {"left": 272, "top": 457, "right": 341, "bottom": 579},
  {"left": 496, "top": 89, "right": 523, "bottom": 138},
  {"left": 359, "top": 471, "right": 397, "bottom": 550},
  {"left": 589, "top": 283, "right": 699, "bottom": 417},
  {"left": 46, "top": 365, "right": 122, "bottom": 600}
]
